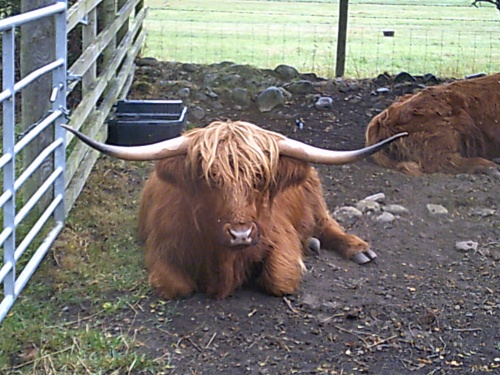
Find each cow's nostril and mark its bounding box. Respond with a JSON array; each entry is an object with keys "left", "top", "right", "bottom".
[
  {"left": 225, "top": 223, "right": 258, "bottom": 247},
  {"left": 228, "top": 227, "right": 253, "bottom": 241}
]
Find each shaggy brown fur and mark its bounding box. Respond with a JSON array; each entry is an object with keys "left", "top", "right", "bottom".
[
  {"left": 139, "top": 121, "right": 371, "bottom": 299},
  {"left": 185, "top": 121, "right": 282, "bottom": 193},
  {"left": 365, "top": 73, "right": 500, "bottom": 175}
]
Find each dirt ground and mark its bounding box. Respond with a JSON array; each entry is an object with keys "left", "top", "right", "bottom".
[{"left": 82, "top": 63, "right": 498, "bottom": 374}]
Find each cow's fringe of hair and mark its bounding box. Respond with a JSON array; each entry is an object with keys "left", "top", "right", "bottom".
[{"left": 184, "top": 121, "right": 283, "bottom": 193}]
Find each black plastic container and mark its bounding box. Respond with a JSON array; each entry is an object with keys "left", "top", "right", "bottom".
[{"left": 106, "top": 100, "right": 187, "bottom": 146}]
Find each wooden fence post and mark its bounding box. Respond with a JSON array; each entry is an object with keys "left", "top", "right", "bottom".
[
  {"left": 20, "top": 0, "right": 56, "bottom": 216},
  {"left": 100, "top": 0, "right": 117, "bottom": 69},
  {"left": 335, "top": 0, "right": 349, "bottom": 77},
  {"left": 117, "top": 0, "right": 129, "bottom": 45},
  {"left": 82, "top": 6, "right": 97, "bottom": 98}
]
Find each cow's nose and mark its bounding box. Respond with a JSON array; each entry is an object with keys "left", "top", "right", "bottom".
[{"left": 227, "top": 223, "right": 258, "bottom": 246}]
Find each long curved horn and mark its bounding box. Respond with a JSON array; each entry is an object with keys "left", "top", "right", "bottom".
[
  {"left": 60, "top": 124, "right": 189, "bottom": 161},
  {"left": 278, "top": 132, "right": 408, "bottom": 164}
]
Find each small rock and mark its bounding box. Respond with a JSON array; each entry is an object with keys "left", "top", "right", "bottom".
[
  {"left": 333, "top": 206, "right": 363, "bottom": 226},
  {"left": 211, "top": 86, "right": 230, "bottom": 97},
  {"left": 193, "top": 91, "right": 209, "bottom": 103},
  {"left": 221, "top": 74, "right": 241, "bottom": 86},
  {"left": 426, "top": 204, "right": 448, "bottom": 215},
  {"left": 177, "top": 87, "right": 190, "bottom": 98},
  {"left": 181, "top": 62, "right": 198, "bottom": 72},
  {"left": 394, "top": 72, "right": 416, "bottom": 84},
  {"left": 363, "top": 192, "right": 385, "bottom": 202},
  {"left": 189, "top": 106, "right": 205, "bottom": 120},
  {"left": 301, "top": 72, "right": 319, "bottom": 81},
  {"left": 231, "top": 88, "right": 251, "bottom": 106},
  {"left": 287, "top": 80, "right": 314, "bottom": 94},
  {"left": 469, "top": 208, "right": 495, "bottom": 217},
  {"left": 348, "top": 96, "right": 361, "bottom": 104},
  {"left": 384, "top": 204, "right": 409, "bottom": 215},
  {"left": 314, "top": 96, "right": 334, "bottom": 111},
  {"left": 307, "top": 237, "right": 321, "bottom": 254},
  {"left": 203, "top": 73, "right": 219, "bottom": 85},
  {"left": 336, "top": 80, "right": 350, "bottom": 93},
  {"left": 205, "top": 88, "right": 219, "bottom": 99},
  {"left": 485, "top": 242, "right": 500, "bottom": 261},
  {"left": 455, "top": 241, "right": 478, "bottom": 252},
  {"left": 484, "top": 167, "right": 500, "bottom": 176},
  {"left": 374, "top": 73, "right": 391, "bottom": 86},
  {"left": 136, "top": 57, "right": 159, "bottom": 67},
  {"left": 349, "top": 83, "right": 361, "bottom": 91},
  {"left": 465, "top": 72, "right": 487, "bottom": 79},
  {"left": 375, "top": 87, "right": 391, "bottom": 95},
  {"left": 256, "top": 86, "right": 285, "bottom": 112},
  {"left": 491, "top": 249, "right": 500, "bottom": 261},
  {"left": 212, "top": 101, "right": 223, "bottom": 110},
  {"left": 356, "top": 200, "right": 381, "bottom": 214},
  {"left": 423, "top": 73, "right": 440, "bottom": 85},
  {"left": 301, "top": 293, "right": 320, "bottom": 309},
  {"left": 376, "top": 212, "right": 395, "bottom": 223},
  {"left": 274, "top": 64, "right": 299, "bottom": 80}
]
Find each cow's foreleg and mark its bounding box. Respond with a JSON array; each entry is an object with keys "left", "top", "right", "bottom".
[
  {"left": 316, "top": 216, "right": 376, "bottom": 265},
  {"left": 258, "top": 234, "right": 304, "bottom": 296},
  {"left": 147, "top": 258, "right": 197, "bottom": 299},
  {"left": 204, "top": 253, "right": 239, "bottom": 300}
]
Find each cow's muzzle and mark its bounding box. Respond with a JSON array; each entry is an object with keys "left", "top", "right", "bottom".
[{"left": 223, "top": 222, "right": 259, "bottom": 247}]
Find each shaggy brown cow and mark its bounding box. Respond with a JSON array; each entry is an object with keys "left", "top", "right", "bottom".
[
  {"left": 63, "top": 121, "right": 405, "bottom": 299},
  {"left": 365, "top": 73, "right": 500, "bottom": 175}
]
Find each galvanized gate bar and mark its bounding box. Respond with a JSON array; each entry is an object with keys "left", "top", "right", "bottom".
[
  {"left": 16, "top": 195, "right": 64, "bottom": 262},
  {"left": 0, "top": 2, "right": 67, "bottom": 32},
  {"left": 1, "top": 19, "right": 17, "bottom": 325},
  {"left": 0, "top": 0, "right": 68, "bottom": 324},
  {"left": 14, "top": 110, "right": 65, "bottom": 155},
  {"left": 0, "top": 154, "right": 13, "bottom": 170},
  {"left": 15, "top": 139, "right": 64, "bottom": 192},
  {"left": 0, "top": 189, "right": 13, "bottom": 208},
  {"left": 15, "top": 168, "right": 64, "bottom": 227},
  {"left": 0, "top": 59, "right": 66, "bottom": 103}
]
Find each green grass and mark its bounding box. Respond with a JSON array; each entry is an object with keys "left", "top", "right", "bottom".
[
  {"left": 0, "top": 159, "right": 171, "bottom": 374},
  {"left": 143, "top": 0, "right": 500, "bottom": 78}
]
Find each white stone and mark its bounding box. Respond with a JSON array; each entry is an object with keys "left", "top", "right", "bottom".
[
  {"left": 376, "top": 212, "right": 395, "bottom": 223},
  {"left": 426, "top": 204, "right": 448, "bottom": 215},
  {"left": 384, "top": 204, "right": 409, "bottom": 215},
  {"left": 455, "top": 241, "right": 478, "bottom": 252},
  {"left": 314, "top": 96, "right": 334, "bottom": 111},
  {"left": 333, "top": 206, "right": 363, "bottom": 226},
  {"left": 363, "top": 192, "right": 385, "bottom": 202},
  {"left": 356, "top": 199, "right": 381, "bottom": 214},
  {"left": 470, "top": 208, "right": 495, "bottom": 217}
]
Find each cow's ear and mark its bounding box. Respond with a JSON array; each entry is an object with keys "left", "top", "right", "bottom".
[
  {"left": 272, "top": 157, "right": 310, "bottom": 194},
  {"left": 155, "top": 156, "right": 187, "bottom": 186}
]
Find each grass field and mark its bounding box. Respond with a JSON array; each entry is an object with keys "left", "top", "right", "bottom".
[
  {"left": 143, "top": 0, "right": 500, "bottom": 78},
  {"left": 0, "top": 160, "right": 165, "bottom": 374}
]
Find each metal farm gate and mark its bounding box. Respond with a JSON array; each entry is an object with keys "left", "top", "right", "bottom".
[{"left": 0, "top": 1, "right": 67, "bottom": 322}]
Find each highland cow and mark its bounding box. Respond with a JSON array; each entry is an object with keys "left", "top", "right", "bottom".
[
  {"left": 63, "top": 121, "right": 405, "bottom": 299},
  {"left": 366, "top": 73, "right": 500, "bottom": 175}
]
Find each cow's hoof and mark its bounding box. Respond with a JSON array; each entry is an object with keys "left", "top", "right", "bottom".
[
  {"left": 484, "top": 167, "right": 500, "bottom": 176},
  {"left": 308, "top": 237, "right": 321, "bottom": 255},
  {"left": 352, "top": 249, "right": 377, "bottom": 265}
]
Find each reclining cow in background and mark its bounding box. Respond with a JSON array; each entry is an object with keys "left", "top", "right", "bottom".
[
  {"left": 63, "top": 121, "right": 405, "bottom": 299},
  {"left": 365, "top": 73, "right": 500, "bottom": 175}
]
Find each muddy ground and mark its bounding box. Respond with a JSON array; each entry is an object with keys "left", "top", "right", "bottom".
[{"left": 79, "top": 62, "right": 498, "bottom": 374}]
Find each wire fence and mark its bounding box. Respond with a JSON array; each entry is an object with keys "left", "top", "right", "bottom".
[{"left": 143, "top": 0, "right": 500, "bottom": 78}]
